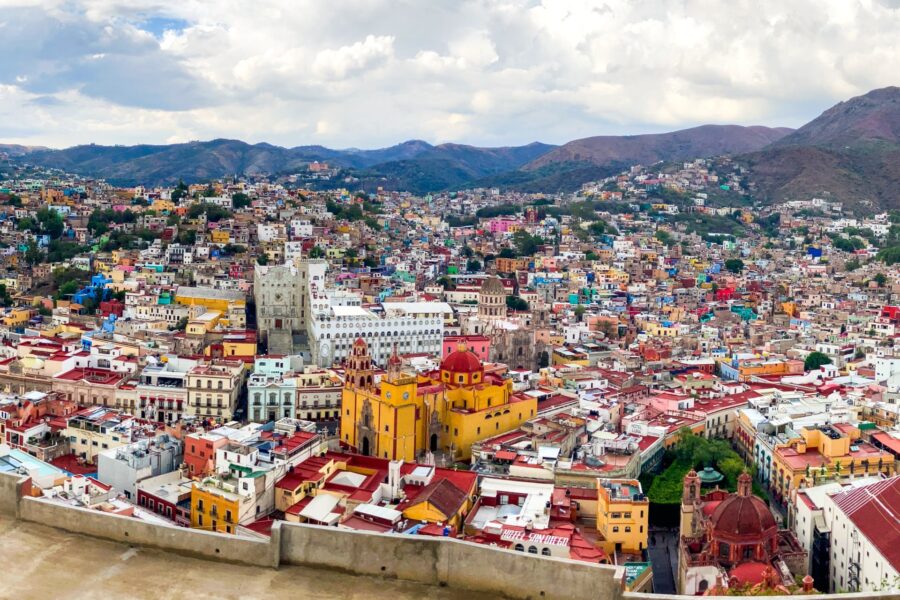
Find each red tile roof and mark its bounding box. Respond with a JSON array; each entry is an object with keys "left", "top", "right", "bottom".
[{"left": 831, "top": 477, "right": 900, "bottom": 571}]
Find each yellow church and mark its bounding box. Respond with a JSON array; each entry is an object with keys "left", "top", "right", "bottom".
[{"left": 340, "top": 339, "right": 536, "bottom": 462}]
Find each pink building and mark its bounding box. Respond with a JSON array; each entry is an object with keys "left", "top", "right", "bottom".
[
  {"left": 648, "top": 391, "right": 694, "bottom": 413},
  {"left": 442, "top": 335, "right": 491, "bottom": 362},
  {"left": 487, "top": 218, "right": 521, "bottom": 234}
]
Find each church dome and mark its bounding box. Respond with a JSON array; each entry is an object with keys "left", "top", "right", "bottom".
[
  {"left": 479, "top": 277, "right": 505, "bottom": 295},
  {"left": 710, "top": 494, "right": 776, "bottom": 539},
  {"left": 440, "top": 344, "right": 483, "bottom": 374}
]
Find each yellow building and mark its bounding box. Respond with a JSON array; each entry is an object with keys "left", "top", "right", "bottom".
[
  {"left": 151, "top": 198, "right": 176, "bottom": 213},
  {"left": 210, "top": 229, "right": 231, "bottom": 244},
  {"left": 2, "top": 308, "right": 32, "bottom": 328},
  {"left": 201, "top": 334, "right": 256, "bottom": 359},
  {"left": 190, "top": 478, "right": 243, "bottom": 534},
  {"left": 174, "top": 287, "right": 246, "bottom": 314},
  {"left": 64, "top": 412, "right": 132, "bottom": 464},
  {"left": 186, "top": 311, "right": 223, "bottom": 335},
  {"left": 771, "top": 424, "right": 895, "bottom": 503},
  {"left": 400, "top": 477, "right": 475, "bottom": 529},
  {"left": 596, "top": 478, "right": 649, "bottom": 555},
  {"left": 340, "top": 340, "right": 536, "bottom": 462}
]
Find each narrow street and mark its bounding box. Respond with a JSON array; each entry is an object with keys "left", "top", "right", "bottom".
[{"left": 647, "top": 527, "right": 679, "bottom": 594}]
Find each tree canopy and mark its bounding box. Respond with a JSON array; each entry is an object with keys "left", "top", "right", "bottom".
[{"left": 804, "top": 351, "right": 833, "bottom": 371}]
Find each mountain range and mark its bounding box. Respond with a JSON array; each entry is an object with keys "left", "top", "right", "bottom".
[
  {"left": 739, "top": 86, "right": 900, "bottom": 210},
  {"left": 4, "top": 86, "right": 900, "bottom": 209}
]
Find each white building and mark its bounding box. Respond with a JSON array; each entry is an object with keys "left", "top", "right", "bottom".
[
  {"left": 96, "top": 434, "right": 183, "bottom": 501},
  {"left": 818, "top": 476, "right": 900, "bottom": 593},
  {"left": 309, "top": 301, "right": 450, "bottom": 367}
]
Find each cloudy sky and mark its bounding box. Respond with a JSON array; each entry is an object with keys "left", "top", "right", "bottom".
[{"left": 1, "top": 0, "right": 899, "bottom": 149}]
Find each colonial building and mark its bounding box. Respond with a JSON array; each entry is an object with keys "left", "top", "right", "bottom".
[
  {"left": 185, "top": 360, "right": 246, "bottom": 422},
  {"left": 461, "top": 276, "right": 547, "bottom": 370},
  {"left": 677, "top": 470, "right": 807, "bottom": 595},
  {"left": 339, "top": 339, "right": 536, "bottom": 462},
  {"left": 253, "top": 260, "right": 327, "bottom": 355}
]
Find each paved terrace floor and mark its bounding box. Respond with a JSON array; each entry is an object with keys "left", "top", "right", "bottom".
[{"left": 0, "top": 516, "right": 494, "bottom": 600}]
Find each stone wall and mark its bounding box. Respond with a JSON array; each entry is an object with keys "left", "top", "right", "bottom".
[
  {"left": 278, "top": 521, "right": 624, "bottom": 600},
  {"left": 18, "top": 495, "right": 278, "bottom": 568},
  {"left": 0, "top": 471, "right": 30, "bottom": 516}
]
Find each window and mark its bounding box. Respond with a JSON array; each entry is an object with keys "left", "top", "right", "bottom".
[
  {"left": 528, "top": 546, "right": 537, "bottom": 554},
  {"left": 514, "top": 543, "right": 524, "bottom": 552},
  {"left": 612, "top": 526, "right": 619, "bottom": 533},
  {"left": 625, "top": 526, "right": 631, "bottom": 533},
  {"left": 541, "top": 548, "right": 551, "bottom": 556}
]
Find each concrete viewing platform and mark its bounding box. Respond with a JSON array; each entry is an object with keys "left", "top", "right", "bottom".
[{"left": 0, "top": 516, "right": 490, "bottom": 600}]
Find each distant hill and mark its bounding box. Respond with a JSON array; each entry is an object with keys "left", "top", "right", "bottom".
[
  {"left": 472, "top": 124, "right": 792, "bottom": 193},
  {"left": 16, "top": 138, "right": 555, "bottom": 189},
  {"left": 526, "top": 125, "right": 793, "bottom": 170},
  {"left": 351, "top": 142, "right": 557, "bottom": 194},
  {"left": 21, "top": 89, "right": 900, "bottom": 203},
  {"left": 742, "top": 86, "right": 900, "bottom": 210},
  {"left": 0, "top": 143, "right": 48, "bottom": 156}
]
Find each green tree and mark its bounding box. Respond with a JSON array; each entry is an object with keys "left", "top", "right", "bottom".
[
  {"left": 724, "top": 258, "right": 745, "bottom": 274},
  {"left": 177, "top": 230, "right": 197, "bottom": 245},
  {"left": 24, "top": 242, "right": 45, "bottom": 266},
  {"left": 466, "top": 258, "right": 482, "bottom": 272},
  {"left": 574, "top": 305, "right": 586, "bottom": 322},
  {"left": 58, "top": 280, "right": 79, "bottom": 298},
  {"left": 506, "top": 295, "right": 529, "bottom": 311},
  {"left": 17, "top": 216, "right": 36, "bottom": 232},
  {"left": 804, "top": 351, "right": 833, "bottom": 371},
  {"left": 512, "top": 230, "right": 543, "bottom": 257},
  {"left": 186, "top": 203, "right": 232, "bottom": 222},
  {"left": 231, "top": 192, "right": 251, "bottom": 209},
  {"left": 874, "top": 272, "right": 888, "bottom": 287},
  {"left": 171, "top": 180, "right": 188, "bottom": 202},
  {"left": 256, "top": 254, "right": 269, "bottom": 266},
  {"left": 309, "top": 246, "right": 325, "bottom": 259},
  {"left": 538, "top": 351, "right": 550, "bottom": 368}
]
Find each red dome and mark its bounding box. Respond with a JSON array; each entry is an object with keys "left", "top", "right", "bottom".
[
  {"left": 710, "top": 494, "right": 776, "bottom": 539},
  {"left": 440, "top": 345, "right": 484, "bottom": 374}
]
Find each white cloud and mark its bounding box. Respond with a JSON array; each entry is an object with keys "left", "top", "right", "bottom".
[
  {"left": 313, "top": 35, "right": 395, "bottom": 79},
  {"left": 0, "top": 0, "right": 899, "bottom": 148}
]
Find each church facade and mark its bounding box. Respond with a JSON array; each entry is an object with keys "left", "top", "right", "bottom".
[
  {"left": 340, "top": 338, "right": 536, "bottom": 462},
  {"left": 677, "top": 470, "right": 808, "bottom": 595}
]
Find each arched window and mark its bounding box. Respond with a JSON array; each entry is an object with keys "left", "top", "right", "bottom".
[
  {"left": 541, "top": 548, "right": 551, "bottom": 556},
  {"left": 528, "top": 546, "right": 537, "bottom": 554},
  {"left": 698, "top": 580, "right": 709, "bottom": 593},
  {"left": 514, "top": 544, "right": 524, "bottom": 552}
]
